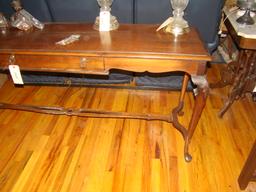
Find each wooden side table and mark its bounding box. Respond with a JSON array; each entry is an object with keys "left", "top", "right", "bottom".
[
  {"left": 211, "top": 8, "right": 256, "bottom": 117},
  {"left": 0, "top": 24, "right": 211, "bottom": 162}
]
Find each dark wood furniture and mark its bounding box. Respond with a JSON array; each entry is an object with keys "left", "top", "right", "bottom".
[
  {"left": 0, "top": 24, "right": 211, "bottom": 162},
  {"left": 211, "top": 9, "right": 256, "bottom": 117},
  {"left": 238, "top": 139, "right": 256, "bottom": 190},
  {"left": 212, "top": 9, "right": 256, "bottom": 190}
]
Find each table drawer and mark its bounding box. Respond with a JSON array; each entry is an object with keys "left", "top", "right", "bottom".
[
  {"left": 104, "top": 57, "right": 202, "bottom": 74},
  {"left": 0, "top": 54, "right": 106, "bottom": 74}
]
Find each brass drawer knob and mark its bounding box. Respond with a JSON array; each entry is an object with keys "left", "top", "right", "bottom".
[
  {"left": 80, "top": 57, "right": 87, "bottom": 68},
  {"left": 9, "top": 55, "right": 15, "bottom": 65}
]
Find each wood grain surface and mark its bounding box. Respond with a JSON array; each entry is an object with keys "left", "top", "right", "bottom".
[
  {"left": 0, "top": 24, "right": 211, "bottom": 76},
  {"left": 0, "top": 64, "right": 255, "bottom": 191},
  {"left": 0, "top": 24, "right": 210, "bottom": 59}
]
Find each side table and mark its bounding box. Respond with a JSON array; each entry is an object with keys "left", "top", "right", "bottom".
[
  {"left": 211, "top": 8, "right": 256, "bottom": 117},
  {"left": 0, "top": 24, "right": 211, "bottom": 162}
]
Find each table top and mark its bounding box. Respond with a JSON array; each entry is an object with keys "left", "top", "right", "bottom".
[
  {"left": 0, "top": 23, "right": 211, "bottom": 61},
  {"left": 224, "top": 8, "right": 256, "bottom": 50}
]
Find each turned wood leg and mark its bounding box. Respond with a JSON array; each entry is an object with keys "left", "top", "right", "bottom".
[
  {"left": 184, "top": 75, "right": 209, "bottom": 162},
  {"left": 219, "top": 50, "right": 256, "bottom": 117},
  {"left": 209, "top": 61, "right": 236, "bottom": 89},
  {"left": 210, "top": 47, "right": 246, "bottom": 89}
]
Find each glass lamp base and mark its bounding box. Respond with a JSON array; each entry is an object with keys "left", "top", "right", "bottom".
[
  {"left": 166, "top": 25, "right": 189, "bottom": 35},
  {"left": 164, "top": 20, "right": 189, "bottom": 35},
  {"left": 0, "top": 13, "right": 9, "bottom": 28},
  {"left": 93, "top": 15, "right": 119, "bottom": 31}
]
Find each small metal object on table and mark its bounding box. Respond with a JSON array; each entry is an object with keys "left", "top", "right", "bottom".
[
  {"left": 211, "top": 8, "right": 256, "bottom": 117},
  {"left": 0, "top": 24, "right": 211, "bottom": 162},
  {"left": 236, "top": 0, "right": 256, "bottom": 25}
]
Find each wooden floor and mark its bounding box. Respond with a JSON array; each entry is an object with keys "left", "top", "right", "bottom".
[{"left": 0, "top": 65, "right": 255, "bottom": 192}]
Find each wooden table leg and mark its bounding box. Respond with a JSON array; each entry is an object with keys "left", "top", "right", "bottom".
[
  {"left": 184, "top": 75, "right": 209, "bottom": 162},
  {"left": 238, "top": 140, "right": 256, "bottom": 190},
  {"left": 209, "top": 45, "right": 246, "bottom": 89},
  {"left": 178, "top": 73, "right": 190, "bottom": 116},
  {"left": 209, "top": 61, "right": 236, "bottom": 89},
  {"left": 179, "top": 73, "right": 190, "bottom": 103},
  {"left": 219, "top": 50, "right": 256, "bottom": 117}
]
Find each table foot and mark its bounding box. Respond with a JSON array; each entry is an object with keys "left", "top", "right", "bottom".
[
  {"left": 172, "top": 101, "right": 194, "bottom": 162},
  {"left": 218, "top": 99, "right": 233, "bottom": 118},
  {"left": 184, "top": 153, "right": 192, "bottom": 162},
  {"left": 184, "top": 137, "right": 192, "bottom": 162}
]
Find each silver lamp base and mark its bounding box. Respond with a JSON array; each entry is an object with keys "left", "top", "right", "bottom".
[
  {"left": 236, "top": 9, "right": 255, "bottom": 25},
  {"left": 236, "top": 0, "right": 256, "bottom": 25},
  {"left": 93, "top": 15, "right": 119, "bottom": 31}
]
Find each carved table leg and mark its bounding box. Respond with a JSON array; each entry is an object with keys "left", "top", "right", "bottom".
[
  {"left": 171, "top": 73, "right": 194, "bottom": 162},
  {"left": 170, "top": 75, "right": 209, "bottom": 162},
  {"left": 183, "top": 75, "right": 209, "bottom": 162},
  {"left": 219, "top": 50, "right": 256, "bottom": 117},
  {"left": 210, "top": 61, "right": 237, "bottom": 88},
  {"left": 210, "top": 46, "right": 247, "bottom": 89}
]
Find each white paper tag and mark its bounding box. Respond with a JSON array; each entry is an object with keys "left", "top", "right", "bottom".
[
  {"left": 156, "top": 17, "right": 173, "bottom": 31},
  {"left": 99, "top": 11, "right": 111, "bottom": 31},
  {"left": 253, "top": 85, "right": 256, "bottom": 92},
  {"left": 9, "top": 65, "right": 24, "bottom": 85}
]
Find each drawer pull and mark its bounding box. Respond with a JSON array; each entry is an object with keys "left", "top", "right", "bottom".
[
  {"left": 80, "top": 58, "right": 87, "bottom": 68},
  {"left": 9, "top": 55, "right": 15, "bottom": 65}
]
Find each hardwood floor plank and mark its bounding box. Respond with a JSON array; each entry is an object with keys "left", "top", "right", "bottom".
[{"left": 10, "top": 135, "right": 49, "bottom": 192}]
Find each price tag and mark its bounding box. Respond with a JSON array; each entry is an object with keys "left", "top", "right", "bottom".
[
  {"left": 253, "top": 85, "right": 256, "bottom": 92},
  {"left": 9, "top": 65, "right": 24, "bottom": 85},
  {"left": 99, "top": 11, "right": 111, "bottom": 31}
]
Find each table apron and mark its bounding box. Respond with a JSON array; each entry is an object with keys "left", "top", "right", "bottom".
[{"left": 0, "top": 53, "right": 207, "bottom": 76}]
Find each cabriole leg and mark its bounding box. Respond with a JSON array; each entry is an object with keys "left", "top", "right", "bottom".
[{"left": 184, "top": 75, "right": 209, "bottom": 162}]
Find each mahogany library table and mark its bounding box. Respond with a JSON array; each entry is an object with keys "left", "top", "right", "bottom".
[{"left": 0, "top": 24, "right": 211, "bottom": 162}]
